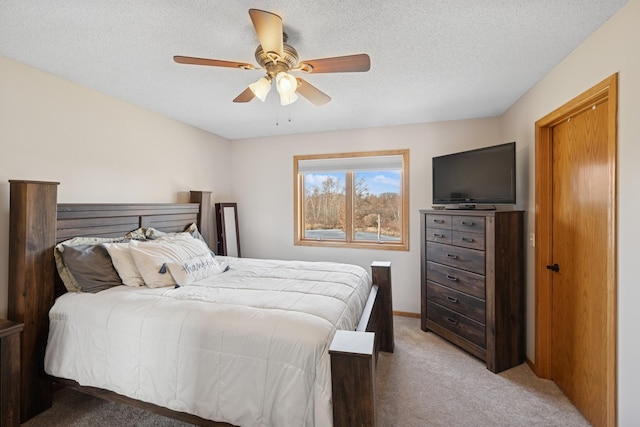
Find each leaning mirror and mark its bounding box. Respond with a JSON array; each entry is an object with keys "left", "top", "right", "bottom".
[{"left": 215, "top": 202, "right": 241, "bottom": 257}]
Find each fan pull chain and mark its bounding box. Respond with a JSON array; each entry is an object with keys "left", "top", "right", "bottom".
[{"left": 275, "top": 103, "right": 294, "bottom": 126}]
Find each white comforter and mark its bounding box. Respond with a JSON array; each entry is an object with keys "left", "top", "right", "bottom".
[{"left": 45, "top": 257, "right": 371, "bottom": 426}]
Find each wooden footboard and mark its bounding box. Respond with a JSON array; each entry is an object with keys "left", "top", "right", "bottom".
[
  {"left": 7, "top": 180, "right": 394, "bottom": 426},
  {"left": 330, "top": 261, "right": 393, "bottom": 427}
]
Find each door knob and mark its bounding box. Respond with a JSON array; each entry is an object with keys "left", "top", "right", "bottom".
[{"left": 546, "top": 263, "right": 560, "bottom": 272}]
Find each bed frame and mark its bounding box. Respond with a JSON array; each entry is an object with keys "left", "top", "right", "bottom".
[{"left": 7, "top": 180, "right": 394, "bottom": 427}]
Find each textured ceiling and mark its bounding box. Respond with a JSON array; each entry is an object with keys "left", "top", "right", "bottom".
[{"left": 0, "top": 1, "right": 628, "bottom": 140}]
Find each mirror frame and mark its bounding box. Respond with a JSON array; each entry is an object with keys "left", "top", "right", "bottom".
[{"left": 215, "top": 202, "right": 241, "bottom": 257}]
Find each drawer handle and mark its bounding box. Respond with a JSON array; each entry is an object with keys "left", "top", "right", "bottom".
[
  {"left": 446, "top": 275, "right": 458, "bottom": 281},
  {"left": 433, "top": 233, "right": 445, "bottom": 238},
  {"left": 461, "top": 221, "right": 475, "bottom": 226},
  {"left": 446, "top": 254, "right": 458, "bottom": 259},
  {"left": 462, "top": 237, "right": 475, "bottom": 242},
  {"left": 433, "top": 219, "right": 445, "bottom": 224},
  {"left": 446, "top": 296, "right": 459, "bottom": 303},
  {"left": 446, "top": 317, "right": 458, "bottom": 325}
]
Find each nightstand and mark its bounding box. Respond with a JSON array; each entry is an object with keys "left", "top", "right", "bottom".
[{"left": 1, "top": 320, "right": 24, "bottom": 427}]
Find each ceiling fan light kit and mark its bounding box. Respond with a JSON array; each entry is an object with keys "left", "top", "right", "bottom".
[
  {"left": 275, "top": 72, "right": 294, "bottom": 92},
  {"left": 173, "top": 8, "right": 371, "bottom": 107},
  {"left": 248, "top": 76, "right": 272, "bottom": 102},
  {"left": 279, "top": 90, "right": 299, "bottom": 106}
]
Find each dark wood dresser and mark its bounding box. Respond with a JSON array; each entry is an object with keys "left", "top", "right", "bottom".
[{"left": 420, "top": 209, "right": 524, "bottom": 373}]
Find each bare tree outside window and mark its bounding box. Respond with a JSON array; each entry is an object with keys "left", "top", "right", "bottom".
[
  {"left": 294, "top": 150, "right": 409, "bottom": 251},
  {"left": 304, "top": 173, "right": 346, "bottom": 239}
]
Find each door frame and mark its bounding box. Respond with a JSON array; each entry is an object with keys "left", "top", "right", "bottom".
[{"left": 534, "top": 73, "right": 618, "bottom": 425}]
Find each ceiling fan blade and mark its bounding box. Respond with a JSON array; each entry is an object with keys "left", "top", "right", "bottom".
[
  {"left": 248, "top": 9, "right": 283, "bottom": 57},
  {"left": 174, "top": 55, "right": 254, "bottom": 70},
  {"left": 298, "top": 54, "right": 370, "bottom": 73},
  {"left": 296, "top": 78, "right": 331, "bottom": 106},
  {"left": 233, "top": 87, "right": 256, "bottom": 103}
]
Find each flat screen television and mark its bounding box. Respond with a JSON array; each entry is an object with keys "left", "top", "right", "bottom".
[{"left": 432, "top": 142, "right": 516, "bottom": 208}]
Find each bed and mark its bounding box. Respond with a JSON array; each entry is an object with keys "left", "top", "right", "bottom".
[{"left": 7, "top": 180, "right": 394, "bottom": 426}]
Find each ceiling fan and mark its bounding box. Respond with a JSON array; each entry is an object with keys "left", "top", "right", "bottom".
[{"left": 173, "top": 8, "right": 371, "bottom": 106}]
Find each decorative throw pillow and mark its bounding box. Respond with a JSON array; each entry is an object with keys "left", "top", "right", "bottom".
[
  {"left": 145, "top": 223, "right": 209, "bottom": 243},
  {"left": 144, "top": 227, "right": 169, "bottom": 240},
  {"left": 167, "top": 254, "right": 228, "bottom": 286},
  {"left": 128, "top": 234, "right": 213, "bottom": 288},
  {"left": 125, "top": 228, "right": 148, "bottom": 241},
  {"left": 103, "top": 242, "right": 146, "bottom": 287},
  {"left": 55, "top": 236, "right": 128, "bottom": 292},
  {"left": 58, "top": 244, "right": 123, "bottom": 293}
]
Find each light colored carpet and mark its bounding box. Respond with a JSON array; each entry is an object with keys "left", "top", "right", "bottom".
[
  {"left": 376, "top": 316, "right": 589, "bottom": 427},
  {"left": 23, "top": 316, "right": 590, "bottom": 426}
]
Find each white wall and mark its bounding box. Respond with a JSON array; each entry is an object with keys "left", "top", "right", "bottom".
[
  {"left": 0, "top": 55, "right": 232, "bottom": 318},
  {"left": 229, "top": 118, "right": 505, "bottom": 315},
  {"left": 500, "top": 0, "right": 640, "bottom": 424}
]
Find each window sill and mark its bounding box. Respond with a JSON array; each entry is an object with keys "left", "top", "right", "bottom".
[{"left": 295, "top": 239, "right": 408, "bottom": 251}]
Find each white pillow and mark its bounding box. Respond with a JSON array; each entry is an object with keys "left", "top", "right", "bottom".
[
  {"left": 167, "top": 254, "right": 228, "bottom": 286},
  {"left": 103, "top": 242, "right": 145, "bottom": 287},
  {"left": 128, "top": 235, "right": 212, "bottom": 288}
]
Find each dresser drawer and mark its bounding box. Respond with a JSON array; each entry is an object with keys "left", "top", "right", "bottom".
[
  {"left": 426, "top": 242, "right": 485, "bottom": 275},
  {"left": 426, "top": 228, "right": 452, "bottom": 244},
  {"left": 426, "top": 261, "right": 485, "bottom": 299},
  {"left": 426, "top": 281, "right": 485, "bottom": 324},
  {"left": 452, "top": 230, "right": 485, "bottom": 250},
  {"left": 452, "top": 215, "right": 485, "bottom": 234},
  {"left": 426, "top": 301, "right": 485, "bottom": 348},
  {"left": 425, "top": 214, "right": 451, "bottom": 230}
]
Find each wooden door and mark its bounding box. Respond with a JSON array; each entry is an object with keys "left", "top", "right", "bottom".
[
  {"left": 535, "top": 74, "right": 617, "bottom": 427},
  {"left": 550, "top": 100, "right": 609, "bottom": 424}
]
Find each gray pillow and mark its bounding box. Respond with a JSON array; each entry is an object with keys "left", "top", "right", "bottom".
[
  {"left": 55, "top": 234, "right": 143, "bottom": 292},
  {"left": 58, "top": 243, "right": 124, "bottom": 293}
]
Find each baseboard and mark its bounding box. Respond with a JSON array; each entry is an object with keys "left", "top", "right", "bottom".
[
  {"left": 393, "top": 311, "right": 420, "bottom": 318},
  {"left": 525, "top": 355, "right": 536, "bottom": 372}
]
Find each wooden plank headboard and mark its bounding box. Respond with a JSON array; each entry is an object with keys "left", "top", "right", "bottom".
[{"left": 7, "top": 180, "right": 212, "bottom": 422}]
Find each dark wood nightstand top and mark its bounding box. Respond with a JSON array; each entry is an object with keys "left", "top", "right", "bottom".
[{"left": 0, "top": 320, "right": 24, "bottom": 339}]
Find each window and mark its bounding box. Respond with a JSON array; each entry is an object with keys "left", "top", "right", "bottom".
[{"left": 294, "top": 149, "right": 409, "bottom": 250}]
